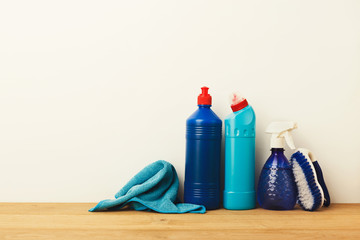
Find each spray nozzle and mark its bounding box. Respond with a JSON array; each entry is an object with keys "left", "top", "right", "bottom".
[{"left": 265, "top": 121, "right": 297, "bottom": 150}]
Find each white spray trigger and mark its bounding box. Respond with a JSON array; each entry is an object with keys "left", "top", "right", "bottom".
[
  {"left": 266, "top": 122, "right": 297, "bottom": 149},
  {"left": 283, "top": 131, "right": 295, "bottom": 150}
]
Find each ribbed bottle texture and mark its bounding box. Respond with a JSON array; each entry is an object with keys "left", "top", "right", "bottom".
[{"left": 186, "top": 125, "right": 222, "bottom": 139}]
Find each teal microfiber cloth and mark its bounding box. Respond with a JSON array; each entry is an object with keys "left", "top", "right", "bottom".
[{"left": 89, "top": 160, "right": 206, "bottom": 213}]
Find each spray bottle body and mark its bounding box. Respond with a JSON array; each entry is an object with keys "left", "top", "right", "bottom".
[
  {"left": 184, "top": 104, "right": 222, "bottom": 210},
  {"left": 224, "top": 105, "right": 256, "bottom": 210},
  {"left": 257, "top": 148, "right": 297, "bottom": 210}
]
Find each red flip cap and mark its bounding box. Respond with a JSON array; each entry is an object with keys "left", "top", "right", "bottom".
[
  {"left": 231, "top": 95, "right": 248, "bottom": 112},
  {"left": 198, "top": 86, "right": 212, "bottom": 105}
]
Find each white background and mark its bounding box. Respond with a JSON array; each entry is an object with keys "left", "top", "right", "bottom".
[{"left": 0, "top": 1, "right": 359, "bottom": 203}]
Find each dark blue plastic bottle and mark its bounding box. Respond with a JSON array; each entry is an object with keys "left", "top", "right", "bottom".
[
  {"left": 184, "top": 87, "right": 222, "bottom": 210},
  {"left": 257, "top": 148, "right": 298, "bottom": 210}
]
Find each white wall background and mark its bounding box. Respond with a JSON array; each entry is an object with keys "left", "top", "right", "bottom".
[{"left": 0, "top": 0, "right": 359, "bottom": 203}]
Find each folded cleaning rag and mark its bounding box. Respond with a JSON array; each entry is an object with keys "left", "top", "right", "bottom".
[{"left": 89, "top": 160, "right": 205, "bottom": 213}]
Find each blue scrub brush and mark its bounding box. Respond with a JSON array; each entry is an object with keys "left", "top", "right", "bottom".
[{"left": 290, "top": 148, "right": 330, "bottom": 211}]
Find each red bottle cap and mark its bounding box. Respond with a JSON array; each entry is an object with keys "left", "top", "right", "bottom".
[
  {"left": 231, "top": 93, "right": 248, "bottom": 112},
  {"left": 198, "top": 86, "right": 212, "bottom": 105}
]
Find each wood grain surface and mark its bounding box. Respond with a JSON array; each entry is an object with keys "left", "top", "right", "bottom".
[{"left": 0, "top": 203, "right": 359, "bottom": 240}]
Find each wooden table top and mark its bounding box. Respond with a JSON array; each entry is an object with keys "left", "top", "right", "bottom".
[{"left": 0, "top": 203, "right": 359, "bottom": 239}]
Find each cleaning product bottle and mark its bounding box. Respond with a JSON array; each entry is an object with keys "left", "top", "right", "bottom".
[
  {"left": 223, "top": 93, "right": 256, "bottom": 210},
  {"left": 257, "top": 122, "right": 298, "bottom": 210},
  {"left": 184, "top": 87, "right": 222, "bottom": 210}
]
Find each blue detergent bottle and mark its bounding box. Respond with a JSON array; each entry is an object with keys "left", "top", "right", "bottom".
[
  {"left": 223, "top": 94, "right": 256, "bottom": 210},
  {"left": 257, "top": 122, "right": 298, "bottom": 210},
  {"left": 184, "top": 87, "right": 222, "bottom": 210}
]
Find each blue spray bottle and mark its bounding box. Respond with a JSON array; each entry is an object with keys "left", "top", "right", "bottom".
[
  {"left": 224, "top": 94, "right": 256, "bottom": 210},
  {"left": 184, "top": 87, "right": 222, "bottom": 210},
  {"left": 257, "top": 122, "right": 298, "bottom": 210}
]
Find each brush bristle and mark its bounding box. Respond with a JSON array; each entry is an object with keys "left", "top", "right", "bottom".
[{"left": 291, "top": 151, "right": 324, "bottom": 211}]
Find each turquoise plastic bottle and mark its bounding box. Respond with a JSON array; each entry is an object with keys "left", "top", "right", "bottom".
[{"left": 224, "top": 94, "right": 256, "bottom": 210}]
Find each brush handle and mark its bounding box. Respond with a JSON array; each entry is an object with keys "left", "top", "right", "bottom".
[{"left": 313, "top": 161, "right": 331, "bottom": 207}]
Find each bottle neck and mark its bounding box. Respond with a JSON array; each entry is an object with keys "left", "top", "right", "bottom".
[
  {"left": 198, "top": 105, "right": 211, "bottom": 108},
  {"left": 271, "top": 148, "right": 284, "bottom": 152},
  {"left": 270, "top": 148, "right": 285, "bottom": 156},
  {"left": 266, "top": 148, "right": 291, "bottom": 168}
]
